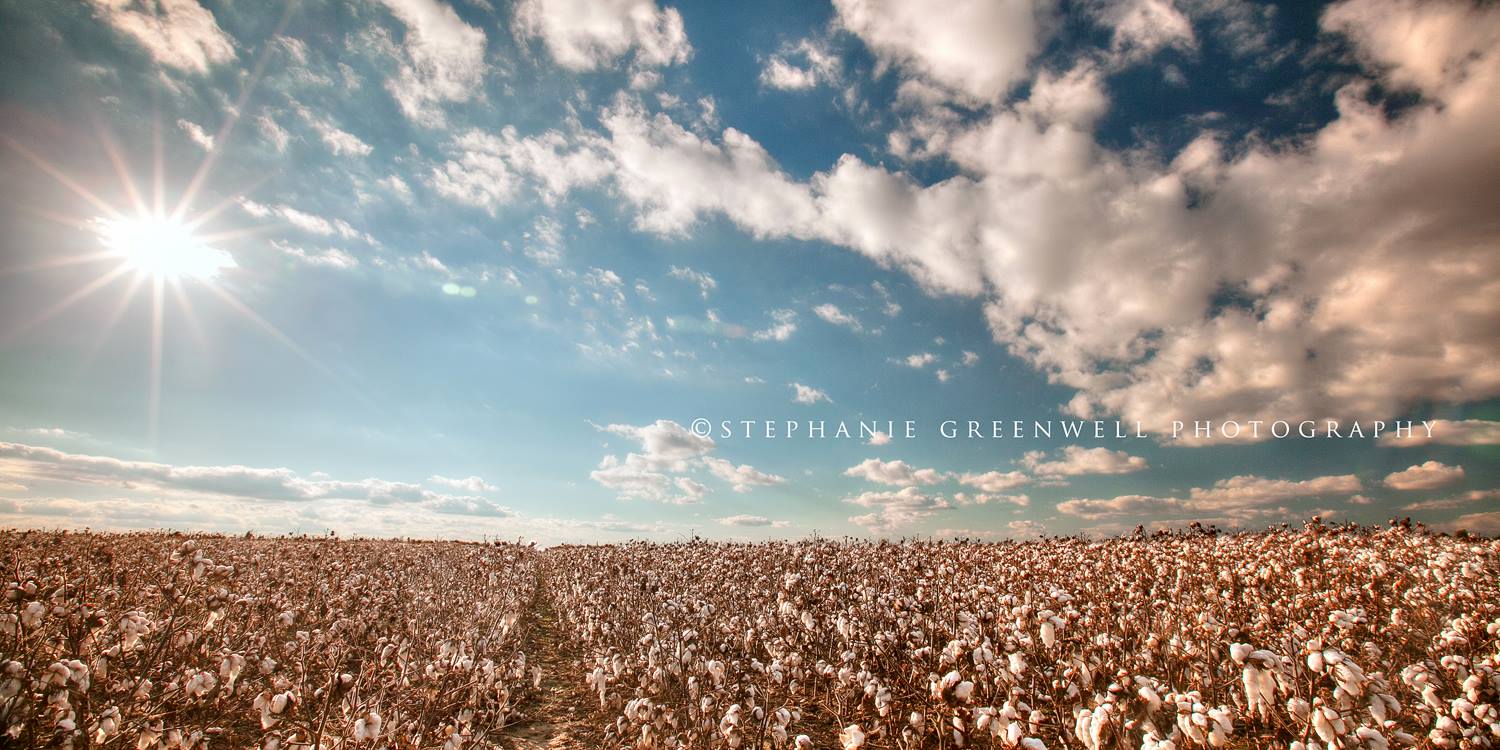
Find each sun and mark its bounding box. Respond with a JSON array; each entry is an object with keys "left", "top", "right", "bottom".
[{"left": 96, "top": 214, "right": 237, "bottom": 281}]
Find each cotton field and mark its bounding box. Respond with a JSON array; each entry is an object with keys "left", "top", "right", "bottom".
[{"left": 2, "top": 521, "right": 1497, "bottom": 749}]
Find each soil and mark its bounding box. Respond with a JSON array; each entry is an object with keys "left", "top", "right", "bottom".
[{"left": 505, "top": 577, "right": 598, "bottom": 749}]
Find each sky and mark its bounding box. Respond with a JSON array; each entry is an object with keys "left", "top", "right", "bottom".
[{"left": 0, "top": 0, "right": 1496, "bottom": 544}]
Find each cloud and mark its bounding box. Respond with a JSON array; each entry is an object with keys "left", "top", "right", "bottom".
[
  {"left": 833, "top": 0, "right": 1049, "bottom": 102},
  {"left": 589, "top": 420, "right": 781, "bottom": 502},
  {"left": 903, "top": 352, "right": 936, "bottom": 368},
  {"left": 271, "top": 241, "right": 360, "bottom": 269},
  {"left": 600, "top": 419, "right": 714, "bottom": 471},
  {"left": 1007, "top": 519, "right": 1045, "bottom": 538},
  {"left": 1058, "top": 473, "right": 1364, "bottom": 520},
  {"left": 0, "top": 442, "right": 512, "bottom": 517},
  {"left": 88, "top": 0, "right": 236, "bottom": 74},
  {"left": 760, "top": 39, "right": 840, "bottom": 91},
  {"left": 1383, "top": 461, "right": 1465, "bottom": 491},
  {"left": 511, "top": 0, "right": 1500, "bottom": 439},
  {"left": 668, "top": 266, "right": 717, "bottom": 298},
  {"left": 293, "top": 104, "right": 373, "bottom": 157},
  {"left": 375, "top": 0, "right": 488, "bottom": 127},
  {"left": 428, "top": 474, "right": 499, "bottom": 493},
  {"left": 843, "top": 458, "right": 946, "bottom": 486},
  {"left": 866, "top": 431, "right": 892, "bottom": 446},
  {"left": 256, "top": 114, "right": 291, "bottom": 152},
  {"left": 789, "top": 382, "right": 830, "bottom": 405},
  {"left": 589, "top": 454, "right": 705, "bottom": 504},
  {"left": 1442, "top": 511, "right": 1500, "bottom": 536},
  {"left": 1400, "top": 489, "right": 1499, "bottom": 512},
  {"left": 717, "top": 514, "right": 789, "bottom": 528},
  {"left": 844, "top": 487, "right": 949, "bottom": 533},
  {"left": 754, "top": 309, "right": 798, "bottom": 341},
  {"left": 515, "top": 0, "right": 691, "bottom": 71},
  {"left": 1021, "top": 446, "right": 1148, "bottom": 476},
  {"left": 813, "top": 303, "right": 862, "bottom": 331},
  {"left": 952, "top": 492, "right": 1029, "bottom": 507},
  {"left": 1379, "top": 419, "right": 1500, "bottom": 447},
  {"left": 702, "top": 456, "right": 786, "bottom": 492},
  {"left": 176, "top": 118, "right": 214, "bottom": 150},
  {"left": 956, "top": 470, "right": 1030, "bottom": 493},
  {"left": 1091, "top": 0, "right": 1196, "bottom": 64}
]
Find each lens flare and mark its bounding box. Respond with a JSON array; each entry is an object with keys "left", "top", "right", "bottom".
[{"left": 96, "top": 215, "right": 236, "bottom": 281}]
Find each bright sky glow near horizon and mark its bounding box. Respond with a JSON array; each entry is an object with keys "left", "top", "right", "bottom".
[{"left": 0, "top": 0, "right": 1497, "bottom": 543}]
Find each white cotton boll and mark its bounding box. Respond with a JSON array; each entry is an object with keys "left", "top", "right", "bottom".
[
  {"left": 795, "top": 736, "right": 813, "bottom": 749},
  {"left": 1229, "top": 643, "right": 1253, "bottom": 664},
  {"left": 839, "top": 723, "right": 865, "bottom": 750},
  {"left": 1307, "top": 651, "right": 1326, "bottom": 672},
  {"left": 955, "top": 680, "right": 975, "bottom": 702},
  {"left": 1021, "top": 738, "right": 1046, "bottom": 750},
  {"left": 1041, "top": 621, "right": 1056, "bottom": 649},
  {"left": 1008, "top": 653, "right": 1027, "bottom": 676}
]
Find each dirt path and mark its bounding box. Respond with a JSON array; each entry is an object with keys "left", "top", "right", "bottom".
[{"left": 506, "top": 577, "right": 597, "bottom": 749}]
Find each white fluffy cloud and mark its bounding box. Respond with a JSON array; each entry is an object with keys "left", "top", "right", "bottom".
[
  {"left": 844, "top": 486, "right": 950, "bottom": 533},
  {"left": 760, "top": 39, "right": 840, "bottom": 91},
  {"left": 1058, "top": 473, "right": 1364, "bottom": 520},
  {"left": 514, "top": 0, "right": 1500, "bottom": 439},
  {"left": 833, "top": 0, "right": 1050, "bottom": 102},
  {"left": 0, "top": 442, "right": 511, "bottom": 517},
  {"left": 754, "top": 310, "right": 799, "bottom": 342},
  {"left": 702, "top": 456, "right": 786, "bottom": 492},
  {"left": 1021, "top": 446, "right": 1148, "bottom": 476},
  {"left": 1383, "top": 461, "right": 1465, "bottom": 491},
  {"left": 375, "top": 0, "right": 489, "bottom": 127},
  {"left": 1379, "top": 420, "right": 1500, "bottom": 447},
  {"left": 89, "top": 0, "right": 236, "bottom": 74},
  {"left": 813, "top": 303, "right": 862, "bottom": 331},
  {"left": 843, "top": 458, "right": 946, "bottom": 487},
  {"left": 589, "top": 420, "right": 781, "bottom": 502},
  {"left": 957, "top": 470, "right": 1030, "bottom": 493},
  {"left": 789, "top": 382, "right": 830, "bottom": 405},
  {"left": 515, "top": 0, "right": 691, "bottom": 71}
]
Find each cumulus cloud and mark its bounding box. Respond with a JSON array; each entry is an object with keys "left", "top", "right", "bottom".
[
  {"left": 1383, "top": 461, "right": 1465, "bottom": 491},
  {"left": 375, "top": 0, "right": 488, "bottom": 127},
  {"left": 717, "top": 514, "right": 789, "bottom": 528},
  {"left": 176, "top": 118, "right": 214, "bottom": 150},
  {"left": 956, "top": 470, "right": 1030, "bottom": 493},
  {"left": 0, "top": 442, "right": 511, "bottom": 517},
  {"left": 430, "top": 126, "right": 614, "bottom": 213},
  {"left": 833, "top": 0, "right": 1049, "bottom": 102},
  {"left": 1059, "top": 473, "right": 1364, "bottom": 520},
  {"left": 760, "top": 39, "right": 840, "bottom": 91},
  {"left": 507, "top": 0, "right": 1500, "bottom": 441},
  {"left": 1400, "top": 489, "right": 1499, "bottom": 512},
  {"left": 668, "top": 266, "right": 717, "bottom": 298},
  {"left": 813, "top": 303, "right": 862, "bottom": 331},
  {"left": 1379, "top": 419, "right": 1500, "bottom": 447},
  {"left": 589, "top": 420, "right": 780, "bottom": 502},
  {"left": 1021, "top": 446, "right": 1148, "bottom": 476},
  {"left": 702, "top": 456, "right": 786, "bottom": 492},
  {"left": 844, "top": 486, "right": 949, "bottom": 533},
  {"left": 789, "top": 382, "right": 830, "bottom": 405},
  {"left": 515, "top": 0, "right": 691, "bottom": 71},
  {"left": 754, "top": 310, "right": 798, "bottom": 342},
  {"left": 843, "top": 458, "right": 946, "bottom": 487},
  {"left": 88, "top": 0, "right": 236, "bottom": 74},
  {"left": 903, "top": 352, "right": 936, "bottom": 368},
  {"left": 866, "top": 431, "right": 892, "bottom": 446}
]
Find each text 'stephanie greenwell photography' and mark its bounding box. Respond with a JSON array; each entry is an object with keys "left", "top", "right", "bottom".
[{"left": 1, "top": 0, "right": 1498, "bottom": 748}]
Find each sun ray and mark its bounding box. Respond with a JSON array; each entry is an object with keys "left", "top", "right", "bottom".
[
  {"left": 148, "top": 275, "right": 165, "bottom": 448},
  {"left": 93, "top": 114, "right": 149, "bottom": 218},
  {"left": 171, "top": 2, "right": 298, "bottom": 224},
  {"left": 2, "top": 136, "right": 127, "bottom": 220},
  {"left": 0, "top": 263, "right": 133, "bottom": 342}
]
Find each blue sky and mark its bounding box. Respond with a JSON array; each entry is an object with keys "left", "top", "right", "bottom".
[{"left": 0, "top": 0, "right": 1496, "bottom": 542}]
